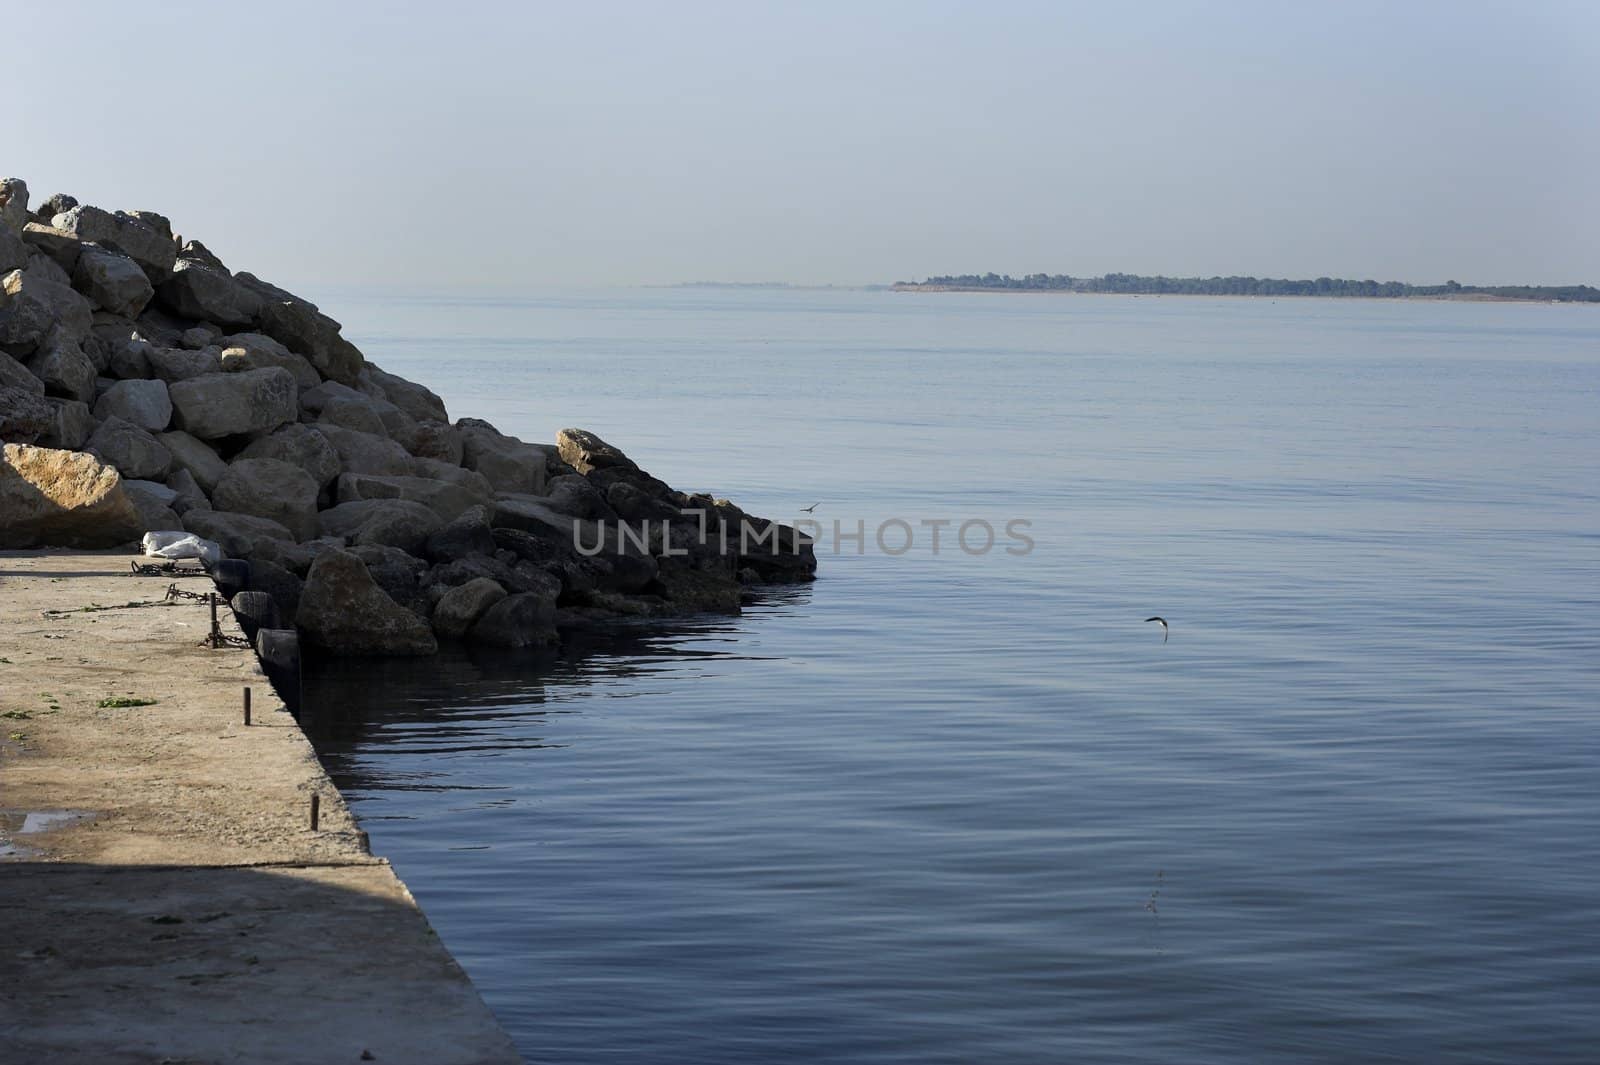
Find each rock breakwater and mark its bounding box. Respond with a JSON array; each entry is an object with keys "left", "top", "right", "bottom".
[{"left": 0, "top": 177, "right": 816, "bottom": 655}]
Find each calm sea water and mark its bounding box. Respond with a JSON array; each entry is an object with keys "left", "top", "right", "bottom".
[{"left": 304, "top": 289, "right": 1600, "bottom": 1064}]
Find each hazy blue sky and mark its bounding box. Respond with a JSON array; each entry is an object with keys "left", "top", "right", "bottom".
[{"left": 9, "top": 1, "right": 1599, "bottom": 288}]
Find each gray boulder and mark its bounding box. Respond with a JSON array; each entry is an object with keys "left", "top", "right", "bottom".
[
  {"left": 0, "top": 385, "right": 53, "bottom": 443},
  {"left": 422, "top": 503, "right": 498, "bottom": 563},
  {"left": 545, "top": 473, "right": 617, "bottom": 521},
  {"left": 407, "top": 420, "right": 463, "bottom": 464},
  {"left": 93, "top": 378, "right": 171, "bottom": 432},
  {"left": 317, "top": 394, "right": 390, "bottom": 437},
  {"left": 0, "top": 225, "right": 27, "bottom": 273},
  {"left": 5, "top": 267, "right": 93, "bottom": 343},
  {"left": 50, "top": 205, "right": 175, "bottom": 280},
  {"left": 335, "top": 472, "right": 489, "bottom": 522},
  {"left": 40, "top": 399, "right": 94, "bottom": 450},
  {"left": 0, "top": 178, "right": 26, "bottom": 233},
  {"left": 86, "top": 415, "right": 172, "bottom": 480},
  {"left": 156, "top": 258, "right": 263, "bottom": 326},
  {"left": 0, "top": 443, "right": 144, "bottom": 548},
  {"left": 315, "top": 423, "right": 413, "bottom": 476},
  {"left": 557, "top": 427, "right": 638, "bottom": 475},
  {"left": 122, "top": 479, "right": 183, "bottom": 534},
  {"left": 146, "top": 345, "right": 221, "bottom": 382},
  {"left": 458, "top": 420, "right": 549, "bottom": 495},
  {"left": 219, "top": 333, "right": 320, "bottom": 390},
  {"left": 367, "top": 365, "right": 448, "bottom": 423},
  {"left": 0, "top": 350, "right": 43, "bottom": 394},
  {"left": 469, "top": 591, "right": 558, "bottom": 648},
  {"left": 237, "top": 423, "right": 342, "bottom": 488},
  {"left": 212, "top": 458, "right": 320, "bottom": 540},
  {"left": 317, "top": 498, "right": 442, "bottom": 557},
  {"left": 168, "top": 367, "right": 297, "bottom": 439},
  {"left": 27, "top": 333, "right": 97, "bottom": 402},
  {"left": 72, "top": 245, "right": 153, "bottom": 317},
  {"left": 20, "top": 223, "right": 82, "bottom": 273},
  {"left": 232, "top": 273, "right": 364, "bottom": 385},
  {"left": 157, "top": 429, "right": 228, "bottom": 492},
  {"left": 180, "top": 324, "right": 220, "bottom": 350},
  {"left": 432, "top": 578, "right": 507, "bottom": 639},
  {"left": 295, "top": 549, "right": 437, "bottom": 656},
  {"left": 108, "top": 338, "right": 152, "bottom": 380},
  {"left": 165, "top": 467, "right": 210, "bottom": 514},
  {"left": 181, "top": 508, "right": 295, "bottom": 557}
]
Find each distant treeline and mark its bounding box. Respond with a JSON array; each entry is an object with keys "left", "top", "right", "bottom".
[{"left": 898, "top": 272, "right": 1600, "bottom": 303}]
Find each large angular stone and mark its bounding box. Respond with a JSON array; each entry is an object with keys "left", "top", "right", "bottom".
[
  {"left": 233, "top": 273, "right": 363, "bottom": 385},
  {"left": 0, "top": 385, "right": 53, "bottom": 443},
  {"left": 219, "top": 332, "right": 320, "bottom": 390},
  {"left": 335, "top": 472, "right": 489, "bottom": 522},
  {"left": 557, "top": 427, "right": 637, "bottom": 474},
  {"left": 72, "top": 245, "right": 153, "bottom": 317},
  {"left": 315, "top": 423, "right": 413, "bottom": 476},
  {"left": 431, "top": 577, "right": 507, "bottom": 639},
  {"left": 469, "top": 591, "right": 557, "bottom": 648},
  {"left": 93, "top": 378, "right": 171, "bottom": 432},
  {"left": 156, "top": 258, "right": 263, "bottom": 326},
  {"left": 423, "top": 503, "right": 498, "bottom": 562},
  {"left": 296, "top": 549, "right": 437, "bottom": 656},
  {"left": 156, "top": 429, "right": 228, "bottom": 492},
  {"left": 40, "top": 398, "right": 94, "bottom": 450},
  {"left": 317, "top": 499, "right": 441, "bottom": 557},
  {"left": 20, "top": 223, "right": 81, "bottom": 273},
  {"left": 181, "top": 508, "right": 295, "bottom": 558},
  {"left": 26, "top": 332, "right": 97, "bottom": 402},
  {"left": 458, "top": 419, "right": 549, "bottom": 495},
  {"left": 407, "top": 420, "right": 463, "bottom": 464},
  {"left": 4, "top": 267, "right": 92, "bottom": 345},
  {"left": 146, "top": 345, "right": 221, "bottom": 382},
  {"left": 51, "top": 205, "right": 176, "bottom": 280},
  {"left": 168, "top": 367, "right": 297, "bottom": 439},
  {"left": 0, "top": 350, "right": 43, "bottom": 394},
  {"left": 237, "top": 423, "right": 342, "bottom": 488},
  {"left": 213, "top": 458, "right": 320, "bottom": 540},
  {"left": 0, "top": 225, "right": 27, "bottom": 273},
  {"left": 164, "top": 467, "right": 210, "bottom": 514},
  {"left": 0, "top": 443, "right": 143, "bottom": 548},
  {"left": 318, "top": 395, "right": 389, "bottom": 437},
  {"left": 0, "top": 178, "right": 27, "bottom": 234},
  {"left": 367, "top": 365, "right": 448, "bottom": 423},
  {"left": 86, "top": 415, "right": 171, "bottom": 481}
]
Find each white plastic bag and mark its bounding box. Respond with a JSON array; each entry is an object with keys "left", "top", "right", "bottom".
[{"left": 141, "top": 531, "right": 222, "bottom": 567}]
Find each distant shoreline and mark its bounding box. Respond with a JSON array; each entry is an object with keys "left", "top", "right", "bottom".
[{"left": 891, "top": 284, "right": 1591, "bottom": 305}]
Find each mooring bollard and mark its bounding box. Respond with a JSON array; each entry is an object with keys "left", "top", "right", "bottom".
[
  {"left": 310, "top": 793, "right": 321, "bottom": 831},
  {"left": 243, "top": 686, "right": 252, "bottom": 727}
]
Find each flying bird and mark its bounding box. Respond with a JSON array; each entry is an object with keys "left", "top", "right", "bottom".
[
  {"left": 1145, "top": 616, "right": 1169, "bottom": 643},
  {"left": 800, "top": 502, "right": 822, "bottom": 513}
]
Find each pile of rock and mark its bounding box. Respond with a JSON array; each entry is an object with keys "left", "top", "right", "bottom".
[{"left": 0, "top": 178, "right": 815, "bottom": 656}]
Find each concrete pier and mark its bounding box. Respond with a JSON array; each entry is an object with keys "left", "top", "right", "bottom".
[{"left": 0, "top": 550, "right": 522, "bottom": 1064}]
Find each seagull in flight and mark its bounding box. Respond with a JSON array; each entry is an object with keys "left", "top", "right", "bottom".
[
  {"left": 800, "top": 502, "right": 822, "bottom": 514},
  {"left": 1145, "top": 616, "right": 1169, "bottom": 643}
]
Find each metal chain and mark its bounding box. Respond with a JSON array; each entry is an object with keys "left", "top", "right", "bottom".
[{"left": 131, "top": 560, "right": 207, "bottom": 578}]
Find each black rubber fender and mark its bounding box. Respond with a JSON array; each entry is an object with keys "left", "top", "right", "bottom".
[
  {"left": 208, "top": 558, "right": 251, "bottom": 601},
  {"left": 254, "top": 627, "right": 302, "bottom": 720},
  {"left": 230, "top": 590, "right": 281, "bottom": 644}
]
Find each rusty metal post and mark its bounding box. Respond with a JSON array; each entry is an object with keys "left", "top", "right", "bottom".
[
  {"left": 309, "top": 793, "right": 320, "bottom": 831},
  {"left": 243, "top": 686, "right": 252, "bottom": 726}
]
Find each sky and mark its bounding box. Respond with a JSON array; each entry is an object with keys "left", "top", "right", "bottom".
[{"left": 8, "top": 1, "right": 1599, "bottom": 289}]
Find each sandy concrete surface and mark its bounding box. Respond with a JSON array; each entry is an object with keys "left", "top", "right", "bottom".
[{"left": 0, "top": 550, "right": 523, "bottom": 1064}]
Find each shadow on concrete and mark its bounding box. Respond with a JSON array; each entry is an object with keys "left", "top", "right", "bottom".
[{"left": 0, "top": 860, "right": 522, "bottom": 1065}]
